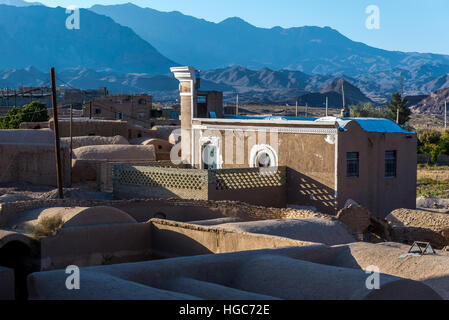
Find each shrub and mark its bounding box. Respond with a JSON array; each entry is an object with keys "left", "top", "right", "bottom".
[
  {"left": 418, "top": 130, "right": 442, "bottom": 146},
  {"left": 24, "top": 215, "right": 64, "bottom": 240},
  {"left": 349, "top": 103, "right": 388, "bottom": 118}
]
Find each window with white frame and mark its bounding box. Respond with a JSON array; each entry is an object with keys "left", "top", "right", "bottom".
[
  {"left": 250, "top": 145, "right": 278, "bottom": 168},
  {"left": 199, "top": 137, "right": 221, "bottom": 170}
]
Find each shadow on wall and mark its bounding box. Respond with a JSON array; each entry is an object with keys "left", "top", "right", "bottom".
[
  {"left": 150, "top": 227, "right": 214, "bottom": 259},
  {"left": 287, "top": 169, "right": 336, "bottom": 215},
  {"left": 0, "top": 240, "right": 37, "bottom": 300},
  {"left": 114, "top": 165, "right": 287, "bottom": 208}
]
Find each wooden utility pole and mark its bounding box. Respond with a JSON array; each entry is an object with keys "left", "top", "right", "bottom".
[
  {"left": 70, "top": 104, "right": 73, "bottom": 157},
  {"left": 445, "top": 101, "right": 447, "bottom": 130},
  {"left": 341, "top": 81, "right": 350, "bottom": 117},
  {"left": 89, "top": 101, "right": 92, "bottom": 119},
  {"left": 236, "top": 94, "right": 239, "bottom": 116},
  {"left": 50, "top": 67, "right": 64, "bottom": 199},
  {"left": 325, "top": 96, "right": 329, "bottom": 117},
  {"left": 295, "top": 100, "right": 298, "bottom": 117},
  {"left": 396, "top": 108, "right": 400, "bottom": 124}
]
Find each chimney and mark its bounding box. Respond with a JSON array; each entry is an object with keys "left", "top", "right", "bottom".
[{"left": 171, "top": 66, "right": 198, "bottom": 164}]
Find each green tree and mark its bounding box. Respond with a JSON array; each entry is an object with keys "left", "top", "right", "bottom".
[
  {"left": 385, "top": 93, "right": 411, "bottom": 126},
  {"left": 349, "top": 102, "right": 388, "bottom": 118},
  {"left": 418, "top": 130, "right": 441, "bottom": 146},
  {"left": 0, "top": 101, "right": 49, "bottom": 129}
]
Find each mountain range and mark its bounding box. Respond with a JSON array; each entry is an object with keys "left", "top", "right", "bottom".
[
  {"left": 0, "top": 4, "right": 175, "bottom": 75},
  {"left": 90, "top": 3, "right": 449, "bottom": 77},
  {"left": 0, "top": 0, "right": 41, "bottom": 6},
  {"left": 1, "top": 2, "right": 449, "bottom": 110}
]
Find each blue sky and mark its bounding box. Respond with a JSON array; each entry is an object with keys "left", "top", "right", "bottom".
[{"left": 33, "top": 0, "right": 449, "bottom": 55}]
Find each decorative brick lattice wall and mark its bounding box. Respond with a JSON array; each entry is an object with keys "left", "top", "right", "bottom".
[
  {"left": 210, "top": 167, "right": 286, "bottom": 190},
  {"left": 116, "top": 165, "right": 207, "bottom": 190},
  {"left": 113, "top": 165, "right": 287, "bottom": 206},
  {"left": 114, "top": 164, "right": 209, "bottom": 200},
  {"left": 98, "top": 161, "right": 188, "bottom": 191}
]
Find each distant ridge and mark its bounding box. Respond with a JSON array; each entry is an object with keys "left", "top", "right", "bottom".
[
  {"left": 0, "top": 0, "right": 42, "bottom": 6},
  {"left": 0, "top": 5, "right": 176, "bottom": 75},
  {"left": 409, "top": 88, "right": 449, "bottom": 114},
  {"left": 91, "top": 2, "right": 449, "bottom": 77}
]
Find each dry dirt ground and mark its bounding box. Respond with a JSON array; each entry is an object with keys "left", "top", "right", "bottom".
[
  {"left": 0, "top": 182, "right": 113, "bottom": 203},
  {"left": 409, "top": 114, "right": 446, "bottom": 132}
]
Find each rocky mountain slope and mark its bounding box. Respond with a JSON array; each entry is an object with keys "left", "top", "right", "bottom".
[{"left": 0, "top": 5, "right": 176, "bottom": 75}]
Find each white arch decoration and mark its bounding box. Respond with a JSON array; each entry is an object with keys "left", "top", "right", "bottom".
[{"left": 249, "top": 144, "right": 279, "bottom": 168}]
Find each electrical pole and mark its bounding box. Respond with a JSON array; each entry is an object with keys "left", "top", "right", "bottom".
[
  {"left": 50, "top": 67, "right": 64, "bottom": 199},
  {"left": 326, "top": 96, "right": 329, "bottom": 117},
  {"left": 295, "top": 100, "right": 298, "bottom": 117},
  {"left": 400, "top": 71, "right": 404, "bottom": 98},
  {"left": 70, "top": 104, "right": 73, "bottom": 158},
  {"left": 445, "top": 101, "right": 447, "bottom": 130},
  {"left": 89, "top": 101, "right": 92, "bottom": 119},
  {"left": 236, "top": 94, "right": 239, "bottom": 116},
  {"left": 396, "top": 108, "right": 400, "bottom": 124}
]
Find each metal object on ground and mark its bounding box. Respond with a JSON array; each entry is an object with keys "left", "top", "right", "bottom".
[{"left": 408, "top": 242, "right": 435, "bottom": 256}]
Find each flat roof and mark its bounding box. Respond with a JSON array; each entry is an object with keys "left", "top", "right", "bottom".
[{"left": 219, "top": 115, "right": 413, "bottom": 134}]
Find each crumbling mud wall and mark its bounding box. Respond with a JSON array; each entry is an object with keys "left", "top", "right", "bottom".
[
  {"left": 0, "top": 144, "right": 71, "bottom": 187},
  {"left": 0, "top": 198, "right": 323, "bottom": 227},
  {"left": 72, "top": 145, "right": 155, "bottom": 182},
  {"left": 61, "top": 135, "right": 129, "bottom": 149}
]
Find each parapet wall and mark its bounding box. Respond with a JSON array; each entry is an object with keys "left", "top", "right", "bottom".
[
  {"left": 113, "top": 165, "right": 287, "bottom": 208},
  {"left": 0, "top": 198, "right": 322, "bottom": 227},
  {"left": 0, "top": 143, "right": 71, "bottom": 187},
  {"left": 150, "top": 219, "right": 314, "bottom": 259},
  {"left": 98, "top": 160, "right": 188, "bottom": 191},
  {"left": 41, "top": 222, "right": 151, "bottom": 271}
]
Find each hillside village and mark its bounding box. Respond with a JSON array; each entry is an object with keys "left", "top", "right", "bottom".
[{"left": 1, "top": 0, "right": 449, "bottom": 305}]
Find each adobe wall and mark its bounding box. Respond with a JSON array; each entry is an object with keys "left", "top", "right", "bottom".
[
  {"left": 19, "top": 122, "right": 50, "bottom": 129},
  {"left": 0, "top": 198, "right": 321, "bottom": 227},
  {"left": 0, "top": 143, "right": 71, "bottom": 187},
  {"left": 127, "top": 125, "right": 160, "bottom": 140},
  {"left": 72, "top": 145, "right": 155, "bottom": 183},
  {"left": 337, "top": 122, "right": 417, "bottom": 217},
  {"left": 97, "top": 160, "right": 188, "bottom": 191},
  {"left": 208, "top": 184, "right": 286, "bottom": 208},
  {"left": 83, "top": 94, "right": 153, "bottom": 126},
  {"left": 0, "top": 129, "right": 54, "bottom": 144},
  {"left": 151, "top": 125, "right": 180, "bottom": 141},
  {"left": 113, "top": 165, "right": 287, "bottom": 208},
  {"left": 193, "top": 127, "right": 336, "bottom": 213},
  {"left": 150, "top": 219, "right": 314, "bottom": 259},
  {"left": 61, "top": 135, "right": 129, "bottom": 149},
  {"left": 40, "top": 222, "right": 151, "bottom": 271},
  {"left": 49, "top": 119, "right": 129, "bottom": 138},
  {"left": 280, "top": 133, "right": 335, "bottom": 213}
]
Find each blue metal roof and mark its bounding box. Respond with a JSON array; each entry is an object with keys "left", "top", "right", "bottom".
[
  {"left": 223, "top": 114, "right": 413, "bottom": 134},
  {"left": 336, "top": 118, "right": 412, "bottom": 134}
]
